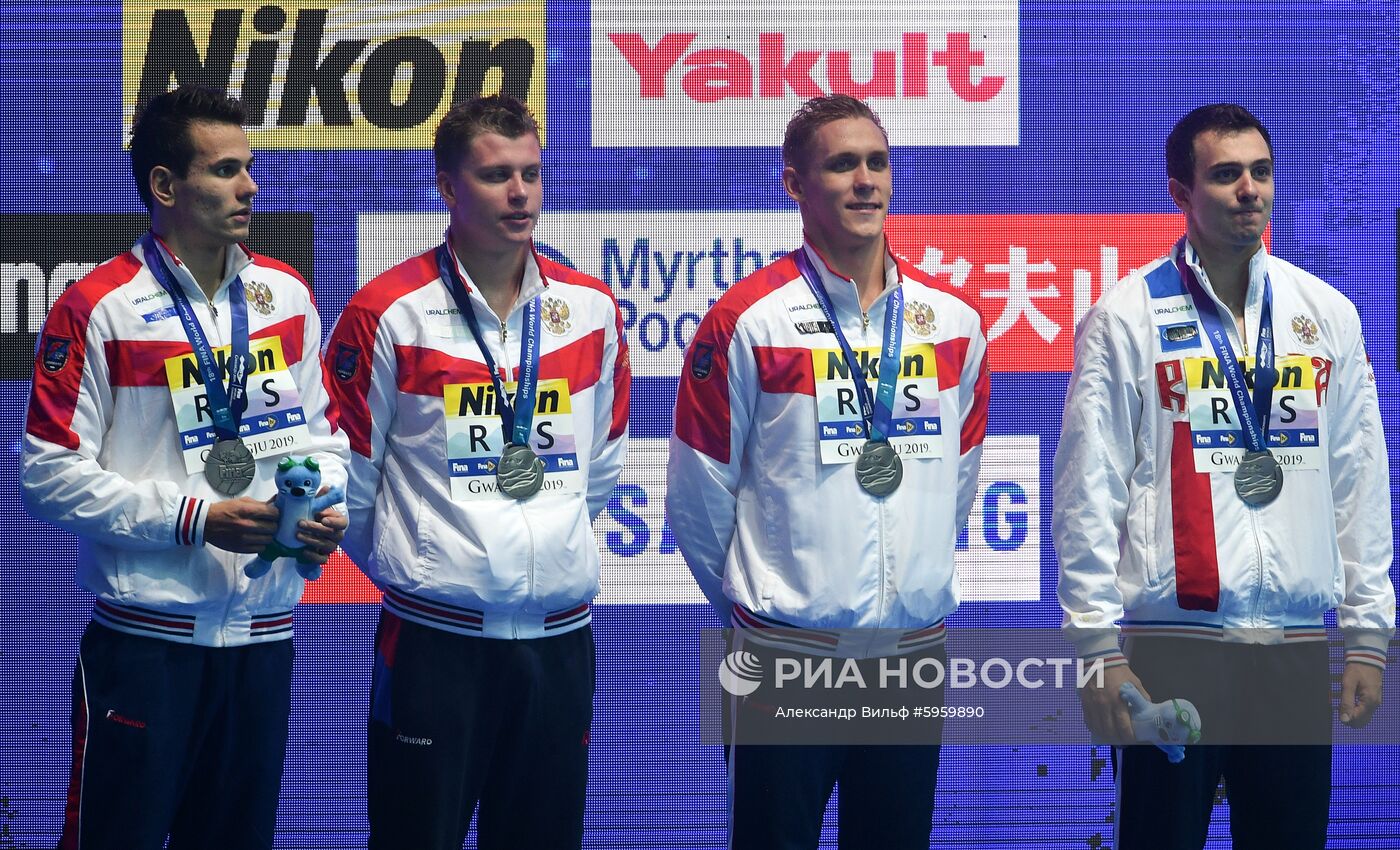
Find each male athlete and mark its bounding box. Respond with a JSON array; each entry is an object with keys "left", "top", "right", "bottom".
[
  {"left": 1055, "top": 103, "right": 1393, "bottom": 849},
  {"left": 23, "top": 85, "right": 348, "bottom": 849},
  {"left": 669, "top": 94, "right": 990, "bottom": 849},
  {"left": 327, "top": 94, "right": 629, "bottom": 849}
]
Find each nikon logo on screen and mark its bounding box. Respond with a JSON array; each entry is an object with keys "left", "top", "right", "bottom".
[{"left": 122, "top": 2, "right": 545, "bottom": 148}]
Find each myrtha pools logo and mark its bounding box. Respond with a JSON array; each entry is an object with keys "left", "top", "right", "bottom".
[{"left": 718, "top": 650, "right": 764, "bottom": 696}]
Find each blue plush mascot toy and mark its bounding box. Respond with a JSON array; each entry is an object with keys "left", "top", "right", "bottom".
[{"left": 244, "top": 456, "right": 344, "bottom": 580}]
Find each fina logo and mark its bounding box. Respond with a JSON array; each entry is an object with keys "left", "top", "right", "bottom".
[{"left": 717, "top": 650, "right": 764, "bottom": 697}]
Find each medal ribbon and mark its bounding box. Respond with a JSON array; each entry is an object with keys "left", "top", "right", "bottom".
[
  {"left": 142, "top": 233, "right": 250, "bottom": 441},
  {"left": 436, "top": 244, "right": 541, "bottom": 446},
  {"left": 794, "top": 248, "right": 903, "bottom": 443},
  {"left": 1174, "top": 239, "right": 1275, "bottom": 453}
]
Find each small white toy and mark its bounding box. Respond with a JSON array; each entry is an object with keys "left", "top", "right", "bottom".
[
  {"left": 1120, "top": 681, "right": 1202, "bottom": 764},
  {"left": 244, "top": 456, "right": 344, "bottom": 581}
]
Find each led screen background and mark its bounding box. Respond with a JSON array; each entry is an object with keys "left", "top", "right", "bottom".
[{"left": 2, "top": 0, "right": 1398, "bottom": 846}]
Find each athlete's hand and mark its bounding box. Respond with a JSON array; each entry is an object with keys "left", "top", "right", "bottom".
[
  {"left": 1339, "top": 662, "right": 1383, "bottom": 728},
  {"left": 204, "top": 497, "right": 279, "bottom": 553},
  {"left": 1079, "top": 664, "right": 1148, "bottom": 744},
  {"left": 295, "top": 489, "right": 347, "bottom": 566}
]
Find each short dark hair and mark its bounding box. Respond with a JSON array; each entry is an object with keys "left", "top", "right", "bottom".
[
  {"left": 129, "top": 85, "right": 247, "bottom": 211},
  {"left": 434, "top": 94, "right": 540, "bottom": 172},
  {"left": 1165, "top": 103, "right": 1273, "bottom": 186},
  {"left": 782, "top": 94, "right": 888, "bottom": 171}
]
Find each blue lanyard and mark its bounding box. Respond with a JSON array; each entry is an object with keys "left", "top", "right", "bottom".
[
  {"left": 435, "top": 244, "right": 541, "bottom": 446},
  {"left": 142, "top": 233, "right": 249, "bottom": 441},
  {"left": 794, "top": 248, "right": 903, "bottom": 443},
  {"left": 1175, "top": 240, "right": 1275, "bottom": 453}
]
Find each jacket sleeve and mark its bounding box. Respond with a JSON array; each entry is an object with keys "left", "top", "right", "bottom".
[
  {"left": 954, "top": 309, "right": 991, "bottom": 529},
  {"left": 22, "top": 287, "right": 213, "bottom": 548},
  {"left": 666, "top": 311, "right": 758, "bottom": 617},
  {"left": 296, "top": 298, "right": 350, "bottom": 504},
  {"left": 1052, "top": 296, "right": 1143, "bottom": 663},
  {"left": 1326, "top": 308, "right": 1396, "bottom": 668},
  {"left": 586, "top": 292, "right": 630, "bottom": 521},
  {"left": 324, "top": 295, "right": 398, "bottom": 568}
]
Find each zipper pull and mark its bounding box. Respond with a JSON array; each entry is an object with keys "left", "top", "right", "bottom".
[
  {"left": 210, "top": 303, "right": 219, "bottom": 319},
  {"left": 500, "top": 320, "right": 508, "bottom": 342},
  {"left": 862, "top": 311, "right": 870, "bottom": 333}
]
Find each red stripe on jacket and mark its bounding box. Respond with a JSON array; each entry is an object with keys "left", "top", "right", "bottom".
[
  {"left": 103, "top": 315, "right": 306, "bottom": 387},
  {"left": 94, "top": 600, "right": 195, "bottom": 631},
  {"left": 395, "top": 328, "right": 609, "bottom": 399},
  {"left": 327, "top": 252, "right": 440, "bottom": 456},
  {"left": 1170, "top": 420, "right": 1220, "bottom": 610},
  {"left": 251, "top": 247, "right": 344, "bottom": 434},
  {"left": 754, "top": 346, "right": 815, "bottom": 395},
  {"left": 754, "top": 336, "right": 985, "bottom": 449},
  {"left": 539, "top": 255, "right": 631, "bottom": 440},
  {"left": 251, "top": 616, "right": 294, "bottom": 630},
  {"left": 934, "top": 338, "right": 969, "bottom": 391},
  {"left": 247, "top": 250, "right": 312, "bottom": 296},
  {"left": 26, "top": 254, "right": 142, "bottom": 451},
  {"left": 395, "top": 346, "right": 494, "bottom": 396},
  {"left": 609, "top": 333, "right": 631, "bottom": 440},
  {"left": 899, "top": 241, "right": 994, "bottom": 455},
  {"left": 179, "top": 499, "right": 200, "bottom": 544},
  {"left": 540, "top": 328, "right": 606, "bottom": 393},
  {"left": 675, "top": 256, "right": 798, "bottom": 463},
  {"left": 898, "top": 256, "right": 990, "bottom": 455},
  {"left": 935, "top": 337, "right": 990, "bottom": 454}
]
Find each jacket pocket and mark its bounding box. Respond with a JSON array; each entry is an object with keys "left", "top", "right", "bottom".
[
  {"left": 113, "top": 551, "right": 135, "bottom": 597},
  {"left": 373, "top": 486, "right": 429, "bottom": 585},
  {"left": 1125, "top": 481, "right": 1160, "bottom": 589},
  {"left": 1142, "top": 483, "right": 1160, "bottom": 587}
]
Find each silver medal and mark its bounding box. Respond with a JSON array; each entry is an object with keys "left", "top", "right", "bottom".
[
  {"left": 497, "top": 443, "right": 545, "bottom": 500},
  {"left": 205, "top": 438, "right": 256, "bottom": 496},
  {"left": 1234, "top": 449, "right": 1283, "bottom": 506},
  {"left": 854, "top": 440, "right": 902, "bottom": 497}
]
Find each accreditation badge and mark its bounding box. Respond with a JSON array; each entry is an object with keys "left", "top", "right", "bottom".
[
  {"left": 811, "top": 342, "right": 943, "bottom": 465},
  {"left": 1182, "top": 353, "right": 1323, "bottom": 474},
  {"left": 165, "top": 336, "right": 313, "bottom": 476},
  {"left": 443, "top": 377, "right": 581, "bottom": 501}
]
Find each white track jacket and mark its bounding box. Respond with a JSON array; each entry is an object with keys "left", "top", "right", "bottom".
[
  {"left": 668, "top": 243, "right": 990, "bottom": 645},
  {"left": 22, "top": 237, "right": 349, "bottom": 647},
  {"left": 327, "top": 244, "right": 629, "bottom": 640},
  {"left": 1054, "top": 240, "right": 1394, "bottom": 669}
]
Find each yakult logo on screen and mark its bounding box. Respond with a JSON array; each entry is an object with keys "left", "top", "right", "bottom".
[
  {"left": 591, "top": 2, "right": 1018, "bottom": 147},
  {"left": 609, "top": 32, "right": 1004, "bottom": 103}
]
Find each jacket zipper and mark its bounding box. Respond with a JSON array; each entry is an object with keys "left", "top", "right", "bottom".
[
  {"left": 1240, "top": 308, "right": 1267, "bottom": 624},
  {"left": 204, "top": 285, "right": 237, "bottom": 647},
  {"left": 859, "top": 293, "right": 888, "bottom": 627},
  {"left": 496, "top": 312, "right": 534, "bottom": 639}
]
